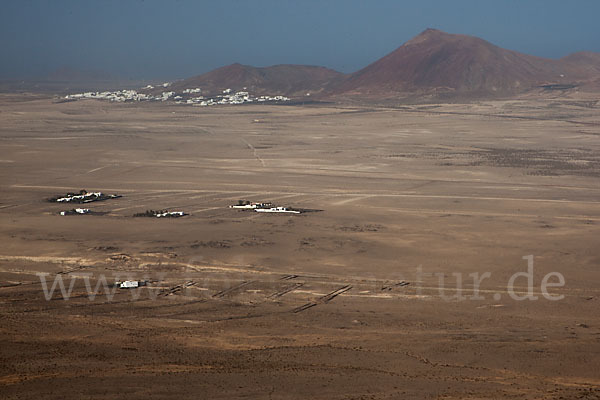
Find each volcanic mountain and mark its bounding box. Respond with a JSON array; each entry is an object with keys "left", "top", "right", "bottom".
[
  {"left": 171, "top": 63, "right": 346, "bottom": 97},
  {"left": 166, "top": 29, "right": 599, "bottom": 101},
  {"left": 330, "top": 28, "right": 597, "bottom": 98}
]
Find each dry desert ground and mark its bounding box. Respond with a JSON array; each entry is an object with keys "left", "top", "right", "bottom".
[{"left": 0, "top": 94, "right": 599, "bottom": 399}]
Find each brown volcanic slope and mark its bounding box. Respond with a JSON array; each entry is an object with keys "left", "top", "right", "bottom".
[
  {"left": 561, "top": 51, "right": 600, "bottom": 70},
  {"left": 167, "top": 30, "right": 600, "bottom": 101},
  {"left": 171, "top": 63, "right": 346, "bottom": 97},
  {"left": 332, "top": 28, "right": 596, "bottom": 98},
  {"left": 559, "top": 53, "right": 600, "bottom": 91},
  {"left": 560, "top": 51, "right": 600, "bottom": 83}
]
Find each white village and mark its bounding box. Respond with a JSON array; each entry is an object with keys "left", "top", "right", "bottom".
[{"left": 64, "top": 84, "right": 290, "bottom": 106}]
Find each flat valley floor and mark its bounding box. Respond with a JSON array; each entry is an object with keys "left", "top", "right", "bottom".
[{"left": 1, "top": 94, "right": 599, "bottom": 399}]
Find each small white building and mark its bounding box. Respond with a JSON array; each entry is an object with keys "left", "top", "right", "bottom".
[
  {"left": 118, "top": 280, "right": 139, "bottom": 289},
  {"left": 255, "top": 207, "right": 301, "bottom": 214}
]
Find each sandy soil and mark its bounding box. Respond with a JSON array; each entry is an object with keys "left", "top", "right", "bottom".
[{"left": 1, "top": 94, "right": 599, "bottom": 399}]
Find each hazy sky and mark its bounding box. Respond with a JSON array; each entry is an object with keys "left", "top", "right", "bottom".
[{"left": 2, "top": 0, "right": 600, "bottom": 80}]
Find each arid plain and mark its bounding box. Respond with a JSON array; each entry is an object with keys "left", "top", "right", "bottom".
[{"left": 1, "top": 94, "right": 599, "bottom": 399}]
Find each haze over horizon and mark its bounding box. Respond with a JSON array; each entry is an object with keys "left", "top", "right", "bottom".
[{"left": 2, "top": 0, "right": 600, "bottom": 81}]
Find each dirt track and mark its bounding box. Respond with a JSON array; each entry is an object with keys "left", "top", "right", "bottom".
[{"left": 1, "top": 94, "right": 599, "bottom": 399}]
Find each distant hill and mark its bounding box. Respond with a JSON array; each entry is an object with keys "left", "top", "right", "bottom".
[
  {"left": 329, "top": 28, "right": 590, "bottom": 99},
  {"left": 170, "top": 63, "right": 346, "bottom": 97},
  {"left": 10, "top": 30, "right": 600, "bottom": 100},
  {"left": 171, "top": 30, "right": 600, "bottom": 102},
  {"left": 560, "top": 52, "right": 600, "bottom": 75}
]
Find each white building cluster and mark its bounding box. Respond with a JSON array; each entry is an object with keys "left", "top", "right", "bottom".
[
  {"left": 64, "top": 86, "right": 290, "bottom": 106},
  {"left": 60, "top": 208, "right": 91, "bottom": 216},
  {"left": 53, "top": 191, "right": 120, "bottom": 203},
  {"left": 229, "top": 200, "right": 302, "bottom": 214},
  {"left": 64, "top": 90, "right": 176, "bottom": 102},
  {"left": 182, "top": 88, "right": 202, "bottom": 94},
  {"left": 180, "top": 90, "right": 289, "bottom": 107},
  {"left": 154, "top": 211, "right": 186, "bottom": 218}
]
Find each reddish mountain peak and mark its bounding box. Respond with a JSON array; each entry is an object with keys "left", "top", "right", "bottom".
[
  {"left": 403, "top": 28, "right": 496, "bottom": 53},
  {"left": 415, "top": 28, "right": 446, "bottom": 38},
  {"left": 402, "top": 29, "right": 434, "bottom": 48},
  {"left": 332, "top": 29, "right": 568, "bottom": 97},
  {"left": 405, "top": 28, "right": 446, "bottom": 43},
  {"left": 169, "top": 29, "right": 600, "bottom": 101},
  {"left": 405, "top": 28, "right": 463, "bottom": 43},
  {"left": 421, "top": 27, "right": 442, "bottom": 34}
]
